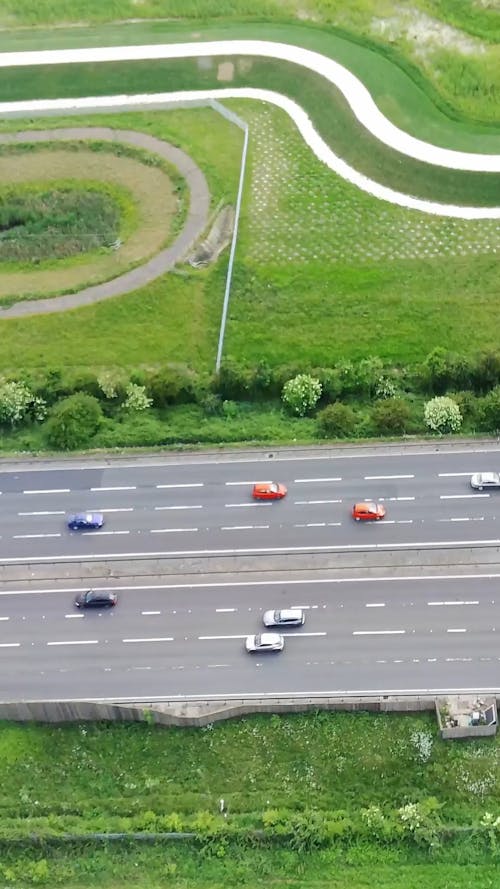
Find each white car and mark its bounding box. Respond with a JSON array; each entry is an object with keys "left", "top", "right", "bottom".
[
  {"left": 470, "top": 472, "right": 500, "bottom": 491},
  {"left": 245, "top": 633, "right": 284, "bottom": 653},
  {"left": 263, "top": 608, "right": 305, "bottom": 628}
]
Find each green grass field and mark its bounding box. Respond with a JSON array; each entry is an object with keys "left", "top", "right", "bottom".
[
  {"left": 0, "top": 714, "right": 499, "bottom": 886},
  {"left": 1, "top": 55, "right": 498, "bottom": 206},
  {"left": 0, "top": 103, "right": 497, "bottom": 373}
]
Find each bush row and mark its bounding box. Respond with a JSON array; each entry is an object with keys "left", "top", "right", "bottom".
[
  {"left": 8, "top": 346, "right": 500, "bottom": 409},
  {"left": 1, "top": 352, "right": 500, "bottom": 450},
  {"left": 0, "top": 799, "right": 495, "bottom": 852}
]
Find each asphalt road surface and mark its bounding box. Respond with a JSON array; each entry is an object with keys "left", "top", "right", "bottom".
[
  {"left": 0, "top": 572, "right": 498, "bottom": 701},
  {"left": 1, "top": 447, "right": 500, "bottom": 563}
]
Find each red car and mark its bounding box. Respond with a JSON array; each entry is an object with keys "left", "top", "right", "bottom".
[
  {"left": 252, "top": 482, "right": 287, "bottom": 501},
  {"left": 352, "top": 501, "right": 386, "bottom": 521}
]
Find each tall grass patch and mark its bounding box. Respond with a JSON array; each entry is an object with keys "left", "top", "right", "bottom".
[{"left": 0, "top": 144, "right": 177, "bottom": 301}]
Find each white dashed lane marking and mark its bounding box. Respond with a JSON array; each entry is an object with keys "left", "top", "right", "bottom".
[
  {"left": 18, "top": 510, "right": 65, "bottom": 516},
  {"left": 225, "top": 480, "right": 272, "bottom": 486},
  {"left": 90, "top": 486, "right": 136, "bottom": 492},
  {"left": 155, "top": 505, "right": 202, "bottom": 510},
  {"left": 23, "top": 488, "right": 70, "bottom": 494},
  {"left": 440, "top": 494, "right": 489, "bottom": 499},
  {"left": 150, "top": 527, "right": 199, "bottom": 534},
  {"left": 294, "top": 499, "right": 342, "bottom": 505},
  {"left": 353, "top": 629, "right": 406, "bottom": 635},
  {"left": 364, "top": 474, "right": 414, "bottom": 480},
  {"left": 294, "top": 477, "right": 342, "bottom": 483},
  {"left": 156, "top": 483, "right": 204, "bottom": 489},
  {"left": 428, "top": 601, "right": 479, "bottom": 606}
]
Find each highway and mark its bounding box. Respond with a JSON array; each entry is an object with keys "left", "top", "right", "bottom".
[
  {"left": 1, "top": 447, "right": 500, "bottom": 563},
  {"left": 0, "top": 572, "right": 498, "bottom": 701}
]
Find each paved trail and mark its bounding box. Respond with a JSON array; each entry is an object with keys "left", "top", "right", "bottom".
[{"left": 0, "top": 127, "right": 209, "bottom": 318}]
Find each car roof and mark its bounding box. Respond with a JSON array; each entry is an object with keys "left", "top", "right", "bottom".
[
  {"left": 254, "top": 482, "right": 274, "bottom": 490},
  {"left": 278, "top": 609, "right": 302, "bottom": 618},
  {"left": 356, "top": 501, "right": 377, "bottom": 510},
  {"left": 478, "top": 472, "right": 499, "bottom": 481}
]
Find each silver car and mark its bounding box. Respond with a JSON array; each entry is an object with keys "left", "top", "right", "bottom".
[
  {"left": 263, "top": 608, "right": 305, "bottom": 628},
  {"left": 470, "top": 472, "right": 500, "bottom": 491},
  {"left": 245, "top": 633, "right": 284, "bottom": 653}
]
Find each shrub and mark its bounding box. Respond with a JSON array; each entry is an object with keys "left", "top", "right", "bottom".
[
  {"left": 123, "top": 383, "right": 152, "bottom": 412},
  {"left": 424, "top": 396, "right": 462, "bottom": 434},
  {"left": 471, "top": 351, "right": 500, "bottom": 393},
  {"left": 317, "top": 402, "right": 356, "bottom": 438},
  {"left": 371, "top": 398, "right": 412, "bottom": 435},
  {"left": 418, "top": 348, "right": 472, "bottom": 395},
  {"left": 0, "top": 378, "right": 44, "bottom": 426},
  {"left": 200, "top": 393, "right": 223, "bottom": 416},
  {"left": 478, "top": 385, "right": 500, "bottom": 433},
  {"left": 147, "top": 366, "right": 197, "bottom": 406},
  {"left": 374, "top": 375, "right": 398, "bottom": 399},
  {"left": 452, "top": 390, "right": 481, "bottom": 425},
  {"left": 93, "top": 413, "right": 165, "bottom": 448},
  {"left": 97, "top": 369, "right": 128, "bottom": 401},
  {"left": 282, "top": 374, "right": 322, "bottom": 416},
  {"left": 45, "top": 393, "right": 103, "bottom": 450}
]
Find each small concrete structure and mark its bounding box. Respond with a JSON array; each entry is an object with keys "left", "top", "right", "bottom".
[{"left": 436, "top": 695, "right": 497, "bottom": 740}]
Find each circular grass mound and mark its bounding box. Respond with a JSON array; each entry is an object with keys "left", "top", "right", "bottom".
[
  {"left": 0, "top": 184, "right": 122, "bottom": 262},
  {"left": 0, "top": 144, "right": 179, "bottom": 305}
]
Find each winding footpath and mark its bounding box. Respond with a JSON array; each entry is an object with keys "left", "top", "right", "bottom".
[
  {"left": 0, "top": 39, "right": 498, "bottom": 220},
  {"left": 0, "top": 38, "right": 498, "bottom": 316},
  {"left": 0, "top": 127, "right": 209, "bottom": 318}
]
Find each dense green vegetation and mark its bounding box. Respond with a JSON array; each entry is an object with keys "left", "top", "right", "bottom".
[
  {"left": 0, "top": 714, "right": 499, "bottom": 885},
  {"left": 0, "top": 184, "right": 122, "bottom": 262}
]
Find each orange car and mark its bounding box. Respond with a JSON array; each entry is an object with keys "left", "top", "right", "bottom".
[
  {"left": 352, "top": 501, "right": 386, "bottom": 521},
  {"left": 252, "top": 482, "right": 287, "bottom": 501}
]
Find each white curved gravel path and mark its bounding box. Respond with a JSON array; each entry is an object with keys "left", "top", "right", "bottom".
[
  {"left": 1, "top": 39, "right": 499, "bottom": 172},
  {"left": 0, "top": 40, "right": 498, "bottom": 219}
]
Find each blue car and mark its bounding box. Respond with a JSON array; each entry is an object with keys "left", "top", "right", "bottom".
[{"left": 67, "top": 512, "right": 104, "bottom": 531}]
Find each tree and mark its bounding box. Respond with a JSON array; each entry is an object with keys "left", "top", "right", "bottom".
[
  {"left": 0, "top": 378, "right": 44, "bottom": 427},
  {"left": 479, "top": 386, "right": 500, "bottom": 433},
  {"left": 97, "top": 369, "right": 127, "bottom": 400},
  {"left": 281, "top": 374, "right": 322, "bottom": 416},
  {"left": 371, "top": 398, "right": 411, "bottom": 435},
  {"left": 123, "top": 383, "right": 152, "bottom": 413},
  {"left": 45, "top": 393, "right": 102, "bottom": 450},
  {"left": 424, "top": 396, "right": 462, "bottom": 434},
  {"left": 317, "top": 402, "right": 356, "bottom": 438}
]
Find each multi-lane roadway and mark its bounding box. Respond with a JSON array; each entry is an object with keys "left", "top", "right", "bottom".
[
  {"left": 1, "top": 446, "right": 500, "bottom": 563},
  {"left": 0, "top": 573, "right": 498, "bottom": 701},
  {"left": 1, "top": 444, "right": 499, "bottom": 701}
]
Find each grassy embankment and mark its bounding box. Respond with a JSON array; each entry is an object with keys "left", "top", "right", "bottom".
[
  {"left": 0, "top": 713, "right": 499, "bottom": 886},
  {"left": 0, "top": 0, "right": 498, "bottom": 125}
]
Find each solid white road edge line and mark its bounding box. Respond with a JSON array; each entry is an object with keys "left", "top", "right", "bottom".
[{"left": 1, "top": 570, "right": 500, "bottom": 595}]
